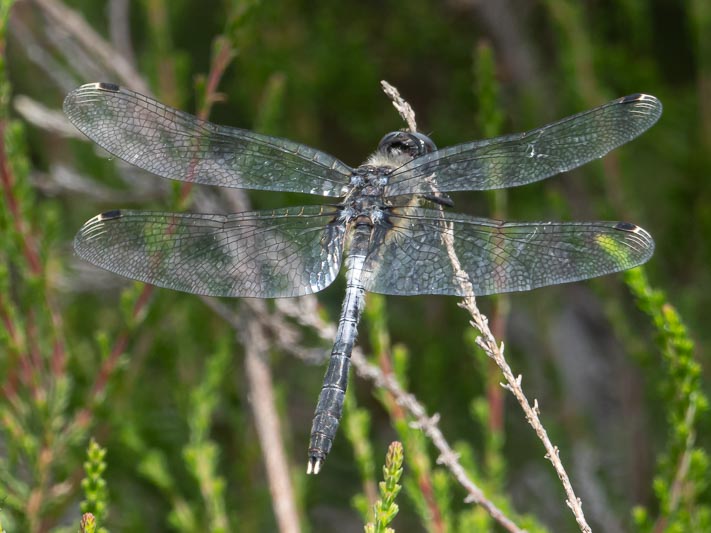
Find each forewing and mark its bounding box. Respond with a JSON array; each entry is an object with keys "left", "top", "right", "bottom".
[
  {"left": 64, "top": 83, "right": 352, "bottom": 196},
  {"left": 363, "top": 207, "right": 654, "bottom": 296},
  {"left": 385, "top": 94, "right": 662, "bottom": 196},
  {"left": 74, "top": 205, "right": 345, "bottom": 298}
]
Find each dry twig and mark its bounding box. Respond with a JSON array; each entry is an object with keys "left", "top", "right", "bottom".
[
  {"left": 240, "top": 304, "right": 301, "bottom": 533},
  {"left": 381, "top": 82, "right": 591, "bottom": 532},
  {"left": 14, "top": 96, "right": 82, "bottom": 138},
  {"left": 380, "top": 80, "right": 418, "bottom": 133},
  {"left": 462, "top": 296, "right": 592, "bottom": 533},
  {"left": 33, "top": 0, "right": 150, "bottom": 93}
]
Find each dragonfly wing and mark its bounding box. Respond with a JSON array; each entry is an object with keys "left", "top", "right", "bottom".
[
  {"left": 385, "top": 94, "right": 662, "bottom": 196},
  {"left": 74, "top": 205, "right": 345, "bottom": 298},
  {"left": 64, "top": 83, "right": 353, "bottom": 197},
  {"left": 363, "top": 207, "right": 654, "bottom": 296}
]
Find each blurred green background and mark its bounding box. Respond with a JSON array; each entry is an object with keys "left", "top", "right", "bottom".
[{"left": 1, "top": 0, "right": 709, "bottom": 531}]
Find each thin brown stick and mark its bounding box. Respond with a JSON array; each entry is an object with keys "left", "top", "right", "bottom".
[
  {"left": 108, "top": 0, "right": 136, "bottom": 68},
  {"left": 203, "top": 298, "right": 325, "bottom": 365},
  {"left": 435, "top": 183, "right": 590, "bottom": 531},
  {"left": 444, "top": 132, "right": 592, "bottom": 533},
  {"left": 33, "top": 0, "right": 150, "bottom": 94},
  {"left": 381, "top": 80, "right": 418, "bottom": 133},
  {"left": 241, "top": 304, "right": 301, "bottom": 533},
  {"left": 13, "top": 96, "right": 83, "bottom": 137},
  {"left": 463, "top": 297, "right": 592, "bottom": 532}
]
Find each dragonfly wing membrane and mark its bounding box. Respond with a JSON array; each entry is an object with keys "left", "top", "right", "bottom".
[
  {"left": 363, "top": 207, "right": 654, "bottom": 296},
  {"left": 74, "top": 205, "right": 346, "bottom": 298},
  {"left": 385, "top": 94, "right": 662, "bottom": 196},
  {"left": 64, "top": 83, "right": 353, "bottom": 197}
]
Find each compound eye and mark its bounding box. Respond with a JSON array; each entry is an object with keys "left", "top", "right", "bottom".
[
  {"left": 377, "top": 132, "right": 403, "bottom": 151},
  {"left": 378, "top": 131, "right": 437, "bottom": 158},
  {"left": 411, "top": 132, "right": 436, "bottom": 154}
]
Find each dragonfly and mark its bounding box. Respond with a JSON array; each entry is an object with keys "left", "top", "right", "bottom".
[{"left": 64, "top": 82, "right": 661, "bottom": 474}]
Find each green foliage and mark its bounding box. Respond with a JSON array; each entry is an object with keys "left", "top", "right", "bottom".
[
  {"left": 364, "top": 441, "right": 404, "bottom": 533},
  {"left": 363, "top": 294, "right": 444, "bottom": 530},
  {"left": 1, "top": 3, "right": 94, "bottom": 532},
  {"left": 343, "top": 383, "right": 377, "bottom": 523},
  {"left": 181, "top": 336, "right": 231, "bottom": 532},
  {"left": 2, "top": 0, "right": 710, "bottom": 531},
  {"left": 625, "top": 267, "right": 710, "bottom": 531},
  {"left": 80, "top": 439, "right": 109, "bottom": 533},
  {"left": 473, "top": 41, "right": 504, "bottom": 140}
]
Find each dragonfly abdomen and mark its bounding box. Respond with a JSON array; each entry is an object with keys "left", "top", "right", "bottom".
[{"left": 307, "top": 231, "right": 370, "bottom": 474}]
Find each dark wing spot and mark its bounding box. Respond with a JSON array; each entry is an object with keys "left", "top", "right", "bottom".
[
  {"left": 99, "top": 209, "right": 122, "bottom": 220},
  {"left": 97, "top": 82, "right": 120, "bottom": 92},
  {"left": 621, "top": 93, "right": 644, "bottom": 103},
  {"left": 614, "top": 221, "right": 638, "bottom": 232}
]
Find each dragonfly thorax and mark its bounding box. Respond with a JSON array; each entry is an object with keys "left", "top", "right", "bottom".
[
  {"left": 342, "top": 164, "right": 395, "bottom": 227},
  {"left": 339, "top": 197, "right": 389, "bottom": 226},
  {"left": 347, "top": 165, "right": 389, "bottom": 197}
]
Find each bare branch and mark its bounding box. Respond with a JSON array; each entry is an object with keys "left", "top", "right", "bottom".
[
  {"left": 8, "top": 15, "right": 79, "bottom": 92},
  {"left": 240, "top": 302, "right": 301, "bottom": 533},
  {"left": 107, "top": 0, "right": 136, "bottom": 68},
  {"left": 462, "top": 298, "right": 592, "bottom": 532},
  {"left": 33, "top": 0, "right": 150, "bottom": 93},
  {"left": 14, "top": 96, "right": 82, "bottom": 138},
  {"left": 201, "top": 297, "right": 326, "bottom": 365}
]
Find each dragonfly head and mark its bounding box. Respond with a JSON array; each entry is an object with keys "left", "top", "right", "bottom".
[{"left": 378, "top": 131, "right": 436, "bottom": 160}]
